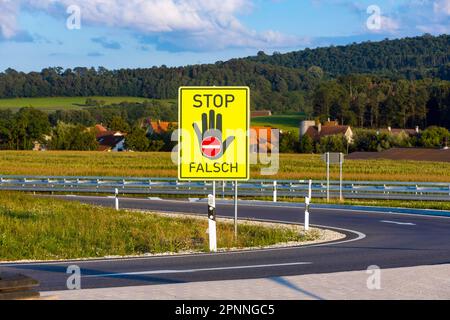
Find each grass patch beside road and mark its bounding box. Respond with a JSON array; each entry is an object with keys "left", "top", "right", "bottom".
[
  {"left": 1, "top": 151, "right": 450, "bottom": 182},
  {"left": 0, "top": 192, "right": 319, "bottom": 261},
  {"left": 269, "top": 196, "right": 450, "bottom": 211},
  {"left": 315, "top": 199, "right": 450, "bottom": 211}
]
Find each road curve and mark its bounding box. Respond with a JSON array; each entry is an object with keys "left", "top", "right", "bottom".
[{"left": 1, "top": 196, "right": 450, "bottom": 292}]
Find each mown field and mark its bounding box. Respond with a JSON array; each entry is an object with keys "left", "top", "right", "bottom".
[
  {"left": 0, "top": 151, "right": 449, "bottom": 182},
  {"left": 0, "top": 192, "right": 318, "bottom": 261},
  {"left": 0, "top": 96, "right": 169, "bottom": 112}
]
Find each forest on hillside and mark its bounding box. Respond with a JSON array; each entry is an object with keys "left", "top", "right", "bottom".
[
  {"left": 246, "top": 34, "right": 450, "bottom": 79},
  {"left": 0, "top": 34, "right": 449, "bottom": 129}
]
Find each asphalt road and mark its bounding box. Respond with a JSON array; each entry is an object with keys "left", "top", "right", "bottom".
[{"left": 1, "top": 196, "right": 450, "bottom": 292}]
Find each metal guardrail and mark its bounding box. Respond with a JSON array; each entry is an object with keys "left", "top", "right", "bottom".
[{"left": 1, "top": 175, "right": 450, "bottom": 201}]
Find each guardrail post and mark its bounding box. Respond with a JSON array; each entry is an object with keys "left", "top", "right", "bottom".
[{"left": 273, "top": 180, "right": 277, "bottom": 203}]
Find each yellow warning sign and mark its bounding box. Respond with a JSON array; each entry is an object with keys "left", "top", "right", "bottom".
[{"left": 178, "top": 87, "right": 250, "bottom": 181}]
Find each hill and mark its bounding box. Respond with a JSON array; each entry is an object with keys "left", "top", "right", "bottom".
[
  {"left": 0, "top": 35, "right": 449, "bottom": 128},
  {"left": 245, "top": 34, "right": 450, "bottom": 79}
]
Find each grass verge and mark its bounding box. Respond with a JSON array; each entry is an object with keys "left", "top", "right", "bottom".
[
  {"left": 260, "top": 196, "right": 450, "bottom": 211},
  {"left": 0, "top": 192, "right": 320, "bottom": 262}
]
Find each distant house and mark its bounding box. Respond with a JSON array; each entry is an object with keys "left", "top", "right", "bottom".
[
  {"left": 145, "top": 119, "right": 177, "bottom": 135},
  {"left": 32, "top": 135, "right": 52, "bottom": 151},
  {"left": 95, "top": 124, "right": 126, "bottom": 152},
  {"left": 300, "top": 120, "right": 353, "bottom": 143},
  {"left": 97, "top": 134, "right": 126, "bottom": 152},
  {"left": 250, "top": 126, "right": 275, "bottom": 153},
  {"left": 251, "top": 110, "right": 272, "bottom": 118}
]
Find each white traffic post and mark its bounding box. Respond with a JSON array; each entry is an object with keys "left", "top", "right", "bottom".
[
  {"left": 207, "top": 194, "right": 217, "bottom": 252},
  {"left": 304, "top": 179, "right": 312, "bottom": 231},
  {"left": 326, "top": 152, "right": 330, "bottom": 202},
  {"left": 114, "top": 188, "right": 119, "bottom": 211},
  {"left": 273, "top": 180, "right": 277, "bottom": 203},
  {"left": 339, "top": 153, "right": 343, "bottom": 201}
]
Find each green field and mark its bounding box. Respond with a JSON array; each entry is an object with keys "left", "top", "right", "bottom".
[
  {"left": 251, "top": 114, "right": 305, "bottom": 133},
  {"left": 0, "top": 192, "right": 319, "bottom": 261},
  {"left": 0, "top": 151, "right": 449, "bottom": 182},
  {"left": 0, "top": 96, "right": 164, "bottom": 112}
]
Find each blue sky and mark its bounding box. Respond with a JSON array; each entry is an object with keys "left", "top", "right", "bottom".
[{"left": 0, "top": 0, "right": 449, "bottom": 72}]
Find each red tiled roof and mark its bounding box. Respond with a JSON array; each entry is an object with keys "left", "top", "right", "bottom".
[
  {"left": 320, "top": 125, "right": 350, "bottom": 136},
  {"left": 150, "top": 121, "right": 177, "bottom": 134},
  {"left": 95, "top": 124, "right": 108, "bottom": 132},
  {"left": 251, "top": 110, "right": 272, "bottom": 118},
  {"left": 250, "top": 126, "right": 275, "bottom": 152},
  {"left": 250, "top": 127, "right": 273, "bottom": 144},
  {"left": 304, "top": 125, "right": 350, "bottom": 141}
]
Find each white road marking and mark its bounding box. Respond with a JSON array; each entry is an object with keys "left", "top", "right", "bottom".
[
  {"left": 84, "top": 262, "right": 312, "bottom": 278},
  {"left": 380, "top": 220, "right": 416, "bottom": 226}
]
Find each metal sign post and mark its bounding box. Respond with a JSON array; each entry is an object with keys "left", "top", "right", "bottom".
[
  {"left": 207, "top": 194, "right": 217, "bottom": 252},
  {"left": 321, "top": 152, "right": 345, "bottom": 202},
  {"left": 234, "top": 180, "right": 238, "bottom": 239}
]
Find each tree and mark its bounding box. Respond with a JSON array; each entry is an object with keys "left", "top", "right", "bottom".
[
  {"left": 11, "top": 108, "right": 51, "bottom": 150},
  {"left": 317, "top": 135, "right": 347, "bottom": 153},
  {"left": 278, "top": 131, "right": 299, "bottom": 153},
  {"left": 299, "top": 135, "right": 314, "bottom": 153},
  {"left": 418, "top": 126, "right": 450, "bottom": 148},
  {"left": 108, "top": 116, "right": 130, "bottom": 133},
  {"left": 125, "top": 126, "right": 150, "bottom": 152},
  {"left": 49, "top": 122, "right": 98, "bottom": 151}
]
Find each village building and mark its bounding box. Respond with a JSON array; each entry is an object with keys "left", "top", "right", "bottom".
[
  {"left": 95, "top": 124, "right": 126, "bottom": 152},
  {"left": 144, "top": 119, "right": 178, "bottom": 135},
  {"left": 251, "top": 110, "right": 272, "bottom": 118},
  {"left": 299, "top": 120, "right": 354, "bottom": 143}
]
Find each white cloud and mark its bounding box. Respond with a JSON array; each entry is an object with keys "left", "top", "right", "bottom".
[
  {"left": 0, "top": 0, "right": 19, "bottom": 39},
  {"left": 434, "top": 0, "right": 450, "bottom": 15},
  {"left": 378, "top": 16, "right": 400, "bottom": 33},
  {"left": 0, "top": 0, "right": 307, "bottom": 51}
]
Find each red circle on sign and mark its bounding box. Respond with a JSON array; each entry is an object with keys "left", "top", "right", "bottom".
[{"left": 201, "top": 136, "right": 222, "bottom": 159}]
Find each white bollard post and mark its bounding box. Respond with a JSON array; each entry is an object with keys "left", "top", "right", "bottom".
[
  {"left": 304, "top": 197, "right": 310, "bottom": 231},
  {"left": 273, "top": 180, "right": 277, "bottom": 203},
  {"left": 304, "top": 180, "right": 312, "bottom": 231},
  {"left": 115, "top": 188, "right": 119, "bottom": 211},
  {"left": 309, "top": 179, "right": 312, "bottom": 199},
  {"left": 207, "top": 194, "right": 217, "bottom": 252}
]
